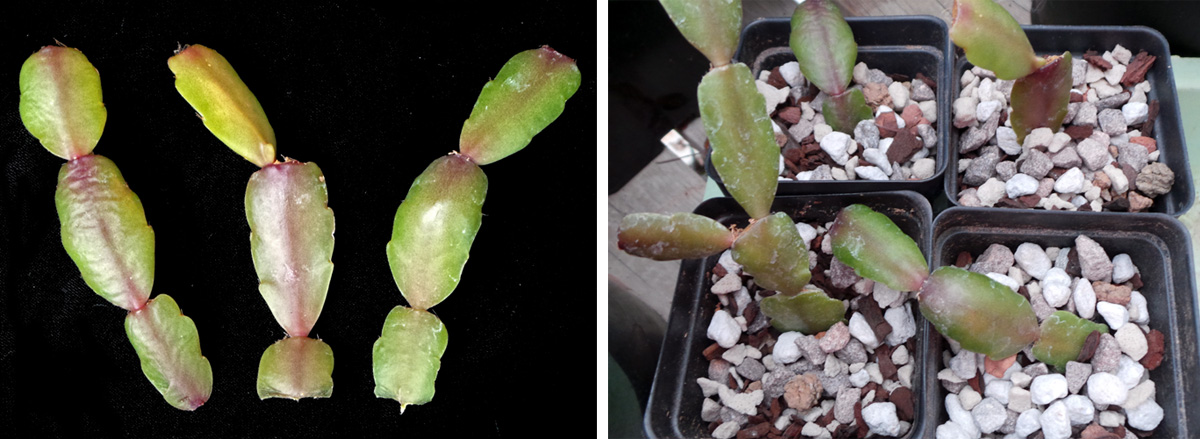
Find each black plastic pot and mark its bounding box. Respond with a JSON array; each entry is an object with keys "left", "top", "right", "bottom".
[
  {"left": 923, "top": 207, "right": 1200, "bottom": 437},
  {"left": 706, "top": 16, "right": 953, "bottom": 198},
  {"left": 643, "top": 191, "right": 934, "bottom": 439},
  {"left": 946, "top": 25, "right": 1194, "bottom": 216}
]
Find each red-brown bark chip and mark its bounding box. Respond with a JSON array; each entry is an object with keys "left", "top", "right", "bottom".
[
  {"left": 767, "top": 67, "right": 788, "bottom": 90},
  {"left": 1077, "top": 331, "right": 1102, "bottom": 362},
  {"left": 853, "top": 401, "right": 868, "bottom": 438},
  {"left": 1141, "top": 329, "right": 1165, "bottom": 370},
  {"left": 887, "top": 130, "right": 921, "bottom": 164},
  {"left": 1083, "top": 51, "right": 1113, "bottom": 70},
  {"left": 1121, "top": 51, "right": 1157, "bottom": 87},
  {"left": 1129, "top": 272, "right": 1144, "bottom": 290},
  {"left": 738, "top": 422, "right": 772, "bottom": 439},
  {"left": 876, "top": 345, "right": 898, "bottom": 380},
  {"left": 778, "top": 106, "right": 802, "bottom": 125},
  {"left": 967, "top": 372, "right": 982, "bottom": 394},
  {"left": 916, "top": 72, "right": 937, "bottom": 91},
  {"left": 900, "top": 105, "right": 923, "bottom": 128},
  {"left": 1065, "top": 125, "right": 1094, "bottom": 141},
  {"left": 1019, "top": 194, "right": 1043, "bottom": 208},
  {"left": 875, "top": 113, "right": 899, "bottom": 137},
  {"left": 858, "top": 297, "right": 893, "bottom": 342},
  {"left": 703, "top": 342, "right": 726, "bottom": 361},
  {"left": 1070, "top": 92, "right": 1085, "bottom": 103},
  {"left": 783, "top": 423, "right": 801, "bottom": 439},
  {"left": 1130, "top": 136, "right": 1158, "bottom": 153},
  {"left": 889, "top": 386, "right": 915, "bottom": 421},
  {"left": 956, "top": 251, "right": 973, "bottom": 268},
  {"left": 1081, "top": 422, "right": 1122, "bottom": 439},
  {"left": 1141, "top": 100, "right": 1160, "bottom": 137}
]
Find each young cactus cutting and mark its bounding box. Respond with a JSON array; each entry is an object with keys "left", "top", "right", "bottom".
[
  {"left": 19, "top": 45, "right": 212, "bottom": 411},
  {"left": 374, "top": 47, "right": 580, "bottom": 411},
  {"left": 168, "top": 44, "right": 336, "bottom": 400},
  {"left": 789, "top": 0, "right": 873, "bottom": 134},
  {"left": 950, "top": 0, "right": 1073, "bottom": 143},
  {"left": 618, "top": 0, "right": 844, "bottom": 330}
]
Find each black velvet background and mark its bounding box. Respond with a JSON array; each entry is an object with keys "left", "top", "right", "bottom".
[{"left": 0, "top": 1, "right": 596, "bottom": 437}]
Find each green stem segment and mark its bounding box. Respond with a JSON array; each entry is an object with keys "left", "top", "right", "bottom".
[
  {"left": 374, "top": 48, "right": 578, "bottom": 410},
  {"left": 22, "top": 45, "right": 213, "bottom": 411},
  {"left": 169, "top": 44, "right": 336, "bottom": 400}
]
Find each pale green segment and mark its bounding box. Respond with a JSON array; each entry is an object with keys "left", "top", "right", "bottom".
[
  {"left": 257, "top": 336, "right": 334, "bottom": 400},
  {"left": 124, "top": 294, "right": 213, "bottom": 411},
  {"left": 458, "top": 47, "right": 581, "bottom": 165},
  {"left": 822, "top": 89, "right": 873, "bottom": 134},
  {"left": 919, "top": 266, "right": 1040, "bottom": 360},
  {"left": 55, "top": 155, "right": 154, "bottom": 311},
  {"left": 387, "top": 155, "right": 487, "bottom": 310},
  {"left": 830, "top": 204, "right": 928, "bottom": 292},
  {"left": 790, "top": 0, "right": 856, "bottom": 95},
  {"left": 659, "top": 0, "right": 742, "bottom": 66},
  {"left": 19, "top": 46, "right": 107, "bottom": 160},
  {"left": 700, "top": 64, "right": 779, "bottom": 220},
  {"left": 372, "top": 306, "right": 448, "bottom": 410},
  {"left": 949, "top": 0, "right": 1041, "bottom": 80},
  {"left": 732, "top": 212, "right": 811, "bottom": 295},
  {"left": 617, "top": 212, "right": 733, "bottom": 261},
  {"left": 245, "top": 161, "right": 335, "bottom": 337},
  {"left": 168, "top": 44, "right": 276, "bottom": 167},
  {"left": 760, "top": 286, "right": 846, "bottom": 334},
  {"left": 1032, "top": 311, "right": 1108, "bottom": 370}
]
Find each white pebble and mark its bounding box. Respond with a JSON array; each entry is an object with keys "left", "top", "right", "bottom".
[
  {"left": 996, "top": 127, "right": 1021, "bottom": 155},
  {"left": 1039, "top": 400, "right": 1072, "bottom": 439},
  {"left": 1115, "top": 324, "right": 1148, "bottom": 360},
  {"left": 972, "top": 397, "right": 1007, "bottom": 434},
  {"left": 855, "top": 166, "right": 890, "bottom": 181},
  {"left": 774, "top": 331, "right": 803, "bottom": 364},
  {"left": 889, "top": 82, "right": 909, "bottom": 109},
  {"left": 1129, "top": 290, "right": 1149, "bottom": 324},
  {"left": 1112, "top": 253, "right": 1137, "bottom": 284},
  {"left": 1086, "top": 372, "right": 1128, "bottom": 405},
  {"left": 1073, "top": 281, "right": 1097, "bottom": 319},
  {"left": 1117, "top": 355, "right": 1145, "bottom": 390},
  {"left": 977, "top": 178, "right": 1007, "bottom": 207},
  {"left": 849, "top": 368, "right": 870, "bottom": 387},
  {"left": 779, "top": 61, "right": 804, "bottom": 87},
  {"left": 986, "top": 273, "right": 1020, "bottom": 292},
  {"left": 1016, "top": 409, "right": 1042, "bottom": 437},
  {"left": 1125, "top": 399, "right": 1164, "bottom": 431},
  {"left": 1122, "top": 102, "right": 1149, "bottom": 125},
  {"left": 1006, "top": 173, "right": 1040, "bottom": 198},
  {"left": 1099, "top": 410, "right": 1125, "bottom": 428},
  {"left": 1123, "top": 379, "right": 1155, "bottom": 409},
  {"left": 863, "top": 402, "right": 902, "bottom": 436},
  {"left": 1063, "top": 394, "right": 1095, "bottom": 425},
  {"left": 848, "top": 312, "right": 880, "bottom": 348},
  {"left": 1030, "top": 373, "right": 1068, "bottom": 405},
  {"left": 945, "top": 393, "right": 981, "bottom": 439},
  {"left": 959, "top": 387, "right": 982, "bottom": 410},
  {"left": 1097, "top": 301, "right": 1130, "bottom": 329},
  {"left": 755, "top": 80, "right": 789, "bottom": 115},
  {"left": 707, "top": 310, "right": 741, "bottom": 348},
  {"left": 884, "top": 303, "right": 916, "bottom": 345},
  {"left": 820, "top": 131, "right": 852, "bottom": 165},
  {"left": 1015, "top": 243, "right": 1051, "bottom": 280},
  {"left": 712, "top": 421, "right": 740, "bottom": 439},
  {"left": 1054, "top": 167, "right": 1085, "bottom": 194}
]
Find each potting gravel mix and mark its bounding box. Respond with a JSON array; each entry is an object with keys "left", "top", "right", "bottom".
[
  {"left": 954, "top": 44, "right": 1175, "bottom": 212},
  {"left": 701, "top": 221, "right": 920, "bottom": 439},
  {"left": 755, "top": 60, "right": 940, "bottom": 183},
  {"left": 935, "top": 236, "right": 1165, "bottom": 439}
]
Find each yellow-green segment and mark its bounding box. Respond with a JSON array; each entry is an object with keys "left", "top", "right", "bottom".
[
  {"left": 257, "top": 337, "right": 334, "bottom": 400},
  {"left": 168, "top": 44, "right": 277, "bottom": 167},
  {"left": 125, "top": 294, "right": 213, "bottom": 411},
  {"left": 458, "top": 47, "right": 580, "bottom": 165},
  {"left": 372, "top": 306, "right": 448, "bottom": 411},
  {"left": 658, "top": 0, "right": 742, "bottom": 66}
]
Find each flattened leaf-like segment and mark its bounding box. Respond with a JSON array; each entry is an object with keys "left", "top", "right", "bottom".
[
  {"left": 55, "top": 155, "right": 153, "bottom": 311},
  {"left": 124, "top": 294, "right": 213, "bottom": 411},
  {"left": 168, "top": 44, "right": 276, "bottom": 167},
  {"left": 919, "top": 266, "right": 1040, "bottom": 360},
  {"left": 1011, "top": 52, "right": 1073, "bottom": 144},
  {"left": 246, "top": 161, "right": 335, "bottom": 337},
  {"left": 1032, "top": 311, "right": 1108, "bottom": 370},
  {"left": 700, "top": 64, "right": 779, "bottom": 220},
  {"left": 19, "top": 45, "right": 106, "bottom": 160},
  {"left": 257, "top": 336, "right": 334, "bottom": 400},
  {"left": 822, "top": 89, "right": 873, "bottom": 134},
  {"left": 830, "top": 204, "right": 928, "bottom": 292},
  {"left": 387, "top": 155, "right": 487, "bottom": 310},
  {"left": 760, "top": 286, "right": 846, "bottom": 334},
  {"left": 458, "top": 47, "right": 581, "bottom": 165},
  {"left": 949, "top": 0, "right": 1042, "bottom": 80},
  {"left": 732, "top": 212, "right": 811, "bottom": 295},
  {"left": 617, "top": 212, "right": 734, "bottom": 260},
  {"left": 789, "top": 0, "right": 856, "bottom": 95},
  {"left": 658, "top": 0, "right": 741, "bottom": 66},
  {"left": 372, "top": 306, "right": 448, "bottom": 411}
]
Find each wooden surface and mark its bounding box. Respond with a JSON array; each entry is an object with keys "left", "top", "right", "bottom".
[{"left": 608, "top": 0, "right": 1033, "bottom": 322}]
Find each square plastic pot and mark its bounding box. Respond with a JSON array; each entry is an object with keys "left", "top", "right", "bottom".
[
  {"left": 643, "top": 191, "right": 934, "bottom": 438},
  {"left": 946, "top": 25, "right": 1194, "bottom": 216},
  {"left": 922, "top": 207, "right": 1200, "bottom": 437},
  {"left": 706, "top": 16, "right": 952, "bottom": 198}
]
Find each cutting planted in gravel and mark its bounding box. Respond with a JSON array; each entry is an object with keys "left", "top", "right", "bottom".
[
  {"left": 935, "top": 238, "right": 1165, "bottom": 438},
  {"left": 950, "top": 0, "right": 1174, "bottom": 212}
]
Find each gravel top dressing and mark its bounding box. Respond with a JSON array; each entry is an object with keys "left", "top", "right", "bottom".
[
  {"left": 700, "top": 220, "right": 919, "bottom": 439},
  {"left": 756, "top": 60, "right": 940, "bottom": 184},
  {"left": 934, "top": 236, "right": 1165, "bottom": 439},
  {"left": 953, "top": 44, "right": 1175, "bottom": 212}
]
